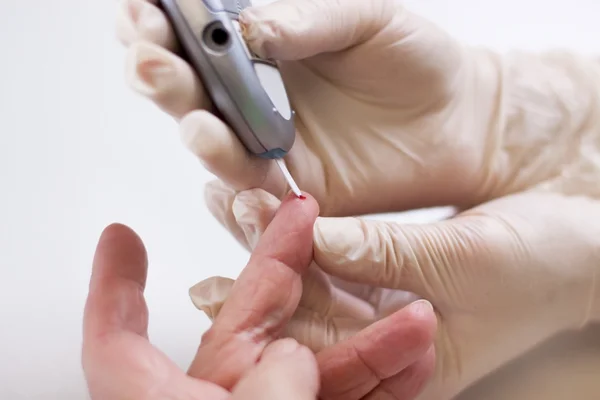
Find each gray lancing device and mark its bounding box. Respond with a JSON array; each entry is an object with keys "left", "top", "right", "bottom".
[{"left": 159, "top": 0, "right": 296, "bottom": 159}]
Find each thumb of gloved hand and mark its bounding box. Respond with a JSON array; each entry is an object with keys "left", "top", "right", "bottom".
[
  {"left": 239, "top": 0, "right": 393, "bottom": 60},
  {"left": 312, "top": 191, "right": 600, "bottom": 398}
]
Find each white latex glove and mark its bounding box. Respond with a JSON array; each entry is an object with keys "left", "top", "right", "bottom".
[
  {"left": 195, "top": 185, "right": 600, "bottom": 400},
  {"left": 116, "top": 0, "right": 600, "bottom": 217}
]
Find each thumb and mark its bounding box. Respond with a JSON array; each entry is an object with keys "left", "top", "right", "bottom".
[
  {"left": 239, "top": 0, "right": 395, "bottom": 60},
  {"left": 313, "top": 215, "right": 495, "bottom": 300},
  {"left": 231, "top": 339, "right": 319, "bottom": 400}
]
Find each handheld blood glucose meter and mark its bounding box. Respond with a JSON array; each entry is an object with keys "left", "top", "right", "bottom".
[{"left": 159, "top": 0, "right": 302, "bottom": 196}]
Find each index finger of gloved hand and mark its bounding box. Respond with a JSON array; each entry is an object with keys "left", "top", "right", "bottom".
[
  {"left": 180, "top": 111, "right": 287, "bottom": 195},
  {"left": 187, "top": 192, "right": 319, "bottom": 389},
  {"left": 317, "top": 300, "right": 437, "bottom": 400},
  {"left": 126, "top": 41, "right": 208, "bottom": 119},
  {"left": 231, "top": 339, "right": 319, "bottom": 400},
  {"left": 238, "top": 0, "right": 395, "bottom": 60},
  {"left": 116, "top": 0, "right": 177, "bottom": 50}
]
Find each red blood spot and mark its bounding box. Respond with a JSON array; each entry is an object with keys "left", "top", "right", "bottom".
[{"left": 298, "top": 194, "right": 306, "bottom": 200}]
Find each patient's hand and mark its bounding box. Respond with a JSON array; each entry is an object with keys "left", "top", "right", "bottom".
[
  {"left": 82, "top": 194, "right": 325, "bottom": 399},
  {"left": 191, "top": 190, "right": 438, "bottom": 400}
]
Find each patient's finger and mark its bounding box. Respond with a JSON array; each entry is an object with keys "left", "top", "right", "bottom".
[
  {"left": 83, "top": 223, "right": 149, "bottom": 350},
  {"left": 364, "top": 346, "right": 435, "bottom": 400},
  {"left": 188, "top": 192, "right": 319, "bottom": 389},
  {"left": 126, "top": 41, "right": 208, "bottom": 119},
  {"left": 318, "top": 300, "right": 437, "bottom": 400},
  {"left": 116, "top": 0, "right": 177, "bottom": 50},
  {"left": 232, "top": 339, "right": 319, "bottom": 400}
]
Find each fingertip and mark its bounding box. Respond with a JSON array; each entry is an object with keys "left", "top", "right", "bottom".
[
  {"left": 407, "top": 300, "right": 438, "bottom": 338},
  {"left": 93, "top": 223, "right": 148, "bottom": 285},
  {"left": 384, "top": 300, "right": 437, "bottom": 356},
  {"left": 238, "top": 0, "right": 393, "bottom": 60},
  {"left": 180, "top": 110, "right": 244, "bottom": 167},
  {"left": 126, "top": 42, "right": 206, "bottom": 118},
  {"left": 260, "top": 339, "right": 320, "bottom": 390},
  {"left": 231, "top": 340, "right": 319, "bottom": 400},
  {"left": 261, "top": 338, "right": 301, "bottom": 359},
  {"left": 312, "top": 216, "right": 365, "bottom": 275},
  {"left": 238, "top": 2, "right": 314, "bottom": 60},
  {"left": 85, "top": 222, "right": 150, "bottom": 340},
  {"left": 117, "top": 0, "right": 175, "bottom": 49},
  {"left": 180, "top": 111, "right": 271, "bottom": 190},
  {"left": 125, "top": 41, "right": 174, "bottom": 95},
  {"left": 279, "top": 191, "right": 320, "bottom": 222},
  {"left": 96, "top": 223, "right": 146, "bottom": 260},
  {"left": 99, "top": 222, "right": 135, "bottom": 238}
]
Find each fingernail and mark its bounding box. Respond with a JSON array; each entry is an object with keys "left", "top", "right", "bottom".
[
  {"left": 127, "top": 44, "right": 174, "bottom": 95},
  {"left": 264, "top": 338, "right": 300, "bottom": 358},
  {"left": 126, "top": 0, "right": 143, "bottom": 25},
  {"left": 409, "top": 299, "right": 434, "bottom": 316},
  {"left": 135, "top": 1, "right": 164, "bottom": 33}
]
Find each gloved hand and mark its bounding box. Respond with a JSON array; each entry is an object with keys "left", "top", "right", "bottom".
[
  {"left": 117, "top": 0, "right": 600, "bottom": 217},
  {"left": 195, "top": 186, "right": 600, "bottom": 400}
]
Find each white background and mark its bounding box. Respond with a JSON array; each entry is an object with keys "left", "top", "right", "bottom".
[{"left": 0, "top": 0, "right": 599, "bottom": 399}]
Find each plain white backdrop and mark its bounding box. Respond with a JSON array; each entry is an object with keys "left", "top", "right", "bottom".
[{"left": 1, "top": 0, "right": 600, "bottom": 399}]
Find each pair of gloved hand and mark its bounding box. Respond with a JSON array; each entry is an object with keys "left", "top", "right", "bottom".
[{"left": 117, "top": 0, "right": 600, "bottom": 398}]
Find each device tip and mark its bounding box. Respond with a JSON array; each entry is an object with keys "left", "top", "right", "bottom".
[{"left": 275, "top": 159, "right": 302, "bottom": 197}]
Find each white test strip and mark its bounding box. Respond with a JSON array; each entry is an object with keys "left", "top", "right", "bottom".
[{"left": 275, "top": 159, "right": 302, "bottom": 197}]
